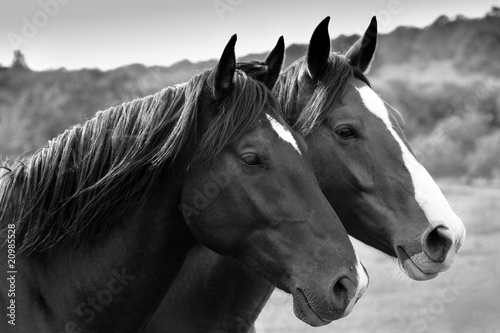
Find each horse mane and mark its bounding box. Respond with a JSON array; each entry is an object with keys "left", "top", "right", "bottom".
[
  {"left": 0, "top": 69, "right": 276, "bottom": 255},
  {"left": 272, "top": 52, "right": 370, "bottom": 136}
]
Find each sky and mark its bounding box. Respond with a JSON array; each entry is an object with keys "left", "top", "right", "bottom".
[{"left": 1, "top": 0, "right": 499, "bottom": 70}]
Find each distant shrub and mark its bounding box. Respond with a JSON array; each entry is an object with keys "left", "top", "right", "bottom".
[
  {"left": 413, "top": 114, "right": 491, "bottom": 177},
  {"left": 416, "top": 138, "right": 467, "bottom": 177},
  {"left": 466, "top": 130, "right": 500, "bottom": 179}
]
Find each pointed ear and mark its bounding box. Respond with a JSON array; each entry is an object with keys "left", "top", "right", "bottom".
[
  {"left": 261, "top": 36, "right": 285, "bottom": 89},
  {"left": 213, "top": 34, "right": 237, "bottom": 102},
  {"left": 345, "top": 16, "right": 377, "bottom": 73},
  {"left": 305, "top": 16, "right": 331, "bottom": 82}
]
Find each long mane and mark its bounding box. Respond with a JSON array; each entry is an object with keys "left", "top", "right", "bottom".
[
  {"left": 272, "top": 52, "right": 370, "bottom": 135},
  {"left": 0, "top": 69, "right": 277, "bottom": 255}
]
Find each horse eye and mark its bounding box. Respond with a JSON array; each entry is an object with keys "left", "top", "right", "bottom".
[
  {"left": 335, "top": 126, "right": 356, "bottom": 139},
  {"left": 241, "top": 154, "right": 261, "bottom": 166}
]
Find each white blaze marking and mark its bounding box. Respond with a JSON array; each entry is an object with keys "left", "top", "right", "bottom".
[
  {"left": 344, "top": 255, "right": 368, "bottom": 316},
  {"left": 356, "top": 86, "right": 465, "bottom": 243},
  {"left": 266, "top": 114, "right": 301, "bottom": 155},
  {"left": 355, "top": 257, "right": 369, "bottom": 295}
]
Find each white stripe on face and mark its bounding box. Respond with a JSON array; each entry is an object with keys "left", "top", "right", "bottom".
[
  {"left": 266, "top": 114, "right": 302, "bottom": 155},
  {"left": 356, "top": 86, "right": 465, "bottom": 244}
]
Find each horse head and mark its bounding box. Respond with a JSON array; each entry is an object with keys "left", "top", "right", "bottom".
[{"left": 180, "top": 35, "right": 368, "bottom": 324}]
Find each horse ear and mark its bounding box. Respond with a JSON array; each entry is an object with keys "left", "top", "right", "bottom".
[
  {"left": 305, "top": 16, "right": 331, "bottom": 82},
  {"left": 213, "top": 34, "right": 237, "bottom": 102},
  {"left": 345, "top": 16, "right": 377, "bottom": 73},
  {"left": 261, "top": 36, "right": 285, "bottom": 89}
]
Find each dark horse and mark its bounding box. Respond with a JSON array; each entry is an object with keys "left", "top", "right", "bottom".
[
  {"left": 144, "top": 17, "right": 466, "bottom": 332},
  {"left": 0, "top": 36, "right": 368, "bottom": 332}
]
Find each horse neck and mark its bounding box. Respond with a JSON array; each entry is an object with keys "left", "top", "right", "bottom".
[
  {"left": 5, "top": 162, "right": 196, "bottom": 333},
  {"left": 145, "top": 243, "right": 274, "bottom": 333}
]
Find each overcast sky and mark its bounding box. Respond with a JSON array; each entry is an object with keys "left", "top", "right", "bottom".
[{"left": 1, "top": 0, "right": 498, "bottom": 70}]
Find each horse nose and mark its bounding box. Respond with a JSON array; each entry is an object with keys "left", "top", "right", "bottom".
[
  {"left": 423, "top": 226, "right": 454, "bottom": 263},
  {"left": 330, "top": 263, "right": 368, "bottom": 316}
]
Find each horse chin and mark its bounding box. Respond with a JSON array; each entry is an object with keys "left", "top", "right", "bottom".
[
  {"left": 396, "top": 246, "right": 447, "bottom": 281},
  {"left": 400, "top": 258, "right": 439, "bottom": 281},
  {"left": 292, "top": 289, "right": 334, "bottom": 327}
]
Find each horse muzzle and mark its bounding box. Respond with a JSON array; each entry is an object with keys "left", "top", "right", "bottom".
[
  {"left": 396, "top": 224, "right": 466, "bottom": 281},
  {"left": 291, "top": 260, "right": 369, "bottom": 326}
]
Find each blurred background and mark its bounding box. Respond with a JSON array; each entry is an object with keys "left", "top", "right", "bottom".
[{"left": 1, "top": 0, "right": 499, "bottom": 332}]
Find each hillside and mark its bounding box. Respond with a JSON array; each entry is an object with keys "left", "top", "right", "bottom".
[{"left": 1, "top": 9, "right": 499, "bottom": 180}]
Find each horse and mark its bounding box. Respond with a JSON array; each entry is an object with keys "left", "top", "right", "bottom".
[
  {"left": 0, "top": 35, "right": 369, "bottom": 332},
  {"left": 143, "top": 17, "right": 466, "bottom": 332}
]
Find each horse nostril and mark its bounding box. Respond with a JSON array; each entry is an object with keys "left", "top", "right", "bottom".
[
  {"left": 424, "top": 226, "right": 453, "bottom": 263},
  {"left": 333, "top": 279, "right": 347, "bottom": 300},
  {"left": 332, "top": 277, "right": 355, "bottom": 308}
]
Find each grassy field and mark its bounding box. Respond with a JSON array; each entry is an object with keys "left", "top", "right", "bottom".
[{"left": 255, "top": 183, "right": 500, "bottom": 333}]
